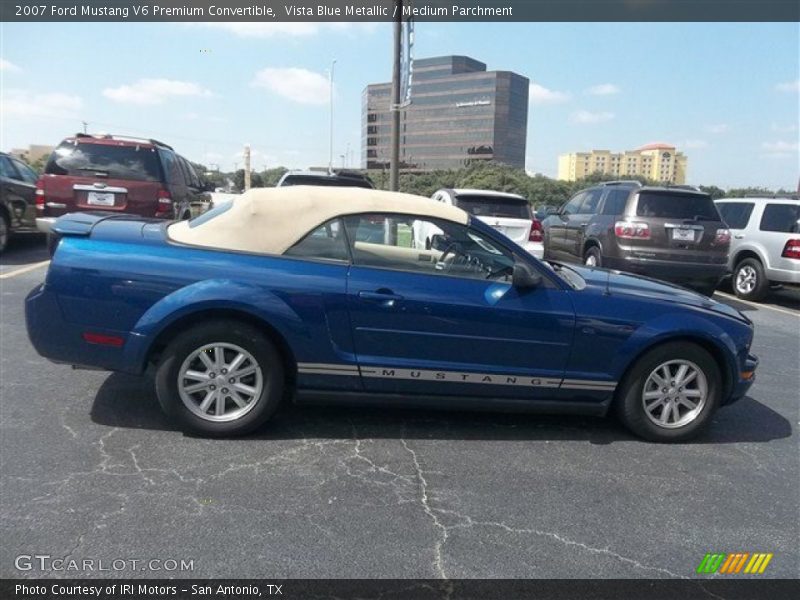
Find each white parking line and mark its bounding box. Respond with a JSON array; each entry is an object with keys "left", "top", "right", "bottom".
[
  {"left": 0, "top": 260, "right": 51, "bottom": 280},
  {"left": 714, "top": 291, "right": 800, "bottom": 318}
]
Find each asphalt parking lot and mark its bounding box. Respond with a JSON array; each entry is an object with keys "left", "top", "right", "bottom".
[{"left": 1, "top": 234, "right": 798, "bottom": 579}]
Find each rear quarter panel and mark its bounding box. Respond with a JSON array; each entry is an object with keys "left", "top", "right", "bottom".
[{"left": 39, "top": 235, "right": 354, "bottom": 376}]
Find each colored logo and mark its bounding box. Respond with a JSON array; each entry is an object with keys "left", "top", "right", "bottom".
[{"left": 696, "top": 553, "right": 773, "bottom": 574}]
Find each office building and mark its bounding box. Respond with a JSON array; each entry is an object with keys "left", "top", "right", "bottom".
[{"left": 362, "top": 55, "right": 529, "bottom": 171}]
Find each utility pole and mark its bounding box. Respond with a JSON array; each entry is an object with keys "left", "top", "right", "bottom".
[
  {"left": 389, "top": 1, "right": 402, "bottom": 191},
  {"left": 81, "top": 121, "right": 88, "bottom": 134},
  {"left": 244, "top": 145, "right": 251, "bottom": 191},
  {"left": 329, "top": 59, "right": 336, "bottom": 175}
]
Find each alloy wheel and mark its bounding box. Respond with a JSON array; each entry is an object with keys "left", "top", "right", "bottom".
[
  {"left": 735, "top": 265, "right": 757, "bottom": 294},
  {"left": 641, "top": 359, "right": 707, "bottom": 429},
  {"left": 177, "top": 342, "right": 264, "bottom": 422}
]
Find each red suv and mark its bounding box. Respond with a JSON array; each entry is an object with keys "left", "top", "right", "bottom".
[{"left": 35, "top": 134, "right": 210, "bottom": 236}]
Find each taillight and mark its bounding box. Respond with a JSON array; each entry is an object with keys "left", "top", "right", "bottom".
[
  {"left": 614, "top": 221, "right": 650, "bottom": 240},
  {"left": 715, "top": 228, "right": 731, "bottom": 245},
  {"left": 782, "top": 239, "right": 800, "bottom": 259},
  {"left": 529, "top": 219, "right": 543, "bottom": 242},
  {"left": 155, "top": 188, "right": 172, "bottom": 217},
  {"left": 35, "top": 180, "right": 45, "bottom": 212}
]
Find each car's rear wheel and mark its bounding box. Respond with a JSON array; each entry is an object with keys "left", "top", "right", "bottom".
[
  {"left": 155, "top": 320, "right": 284, "bottom": 436},
  {"left": 0, "top": 211, "right": 9, "bottom": 254},
  {"left": 583, "top": 246, "right": 602, "bottom": 267},
  {"left": 615, "top": 342, "right": 721, "bottom": 442},
  {"left": 733, "top": 258, "right": 769, "bottom": 302}
]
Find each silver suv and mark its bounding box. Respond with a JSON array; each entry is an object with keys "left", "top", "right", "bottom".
[{"left": 715, "top": 197, "right": 800, "bottom": 301}]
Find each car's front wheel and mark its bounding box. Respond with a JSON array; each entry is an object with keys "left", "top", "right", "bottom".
[
  {"left": 155, "top": 320, "right": 284, "bottom": 436},
  {"left": 0, "top": 211, "right": 9, "bottom": 254},
  {"left": 615, "top": 342, "right": 721, "bottom": 442},
  {"left": 733, "top": 258, "right": 769, "bottom": 302},
  {"left": 583, "top": 246, "right": 602, "bottom": 267}
]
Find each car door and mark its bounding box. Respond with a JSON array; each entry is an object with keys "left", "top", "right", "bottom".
[
  {"left": 545, "top": 191, "right": 585, "bottom": 261},
  {"left": 345, "top": 213, "right": 575, "bottom": 399},
  {"left": 1, "top": 156, "right": 37, "bottom": 229},
  {"left": 566, "top": 188, "right": 605, "bottom": 258}
]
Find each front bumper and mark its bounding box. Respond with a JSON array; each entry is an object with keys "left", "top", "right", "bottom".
[
  {"left": 35, "top": 217, "right": 57, "bottom": 234},
  {"left": 727, "top": 353, "right": 759, "bottom": 404}
]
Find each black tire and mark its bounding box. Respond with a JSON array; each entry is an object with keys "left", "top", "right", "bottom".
[
  {"left": 0, "top": 210, "right": 9, "bottom": 254},
  {"left": 155, "top": 320, "right": 284, "bottom": 437},
  {"left": 615, "top": 342, "right": 721, "bottom": 442},
  {"left": 732, "top": 258, "right": 769, "bottom": 302},
  {"left": 583, "top": 246, "right": 602, "bottom": 268}
]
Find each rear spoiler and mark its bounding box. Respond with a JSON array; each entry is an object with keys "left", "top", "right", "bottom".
[{"left": 51, "top": 212, "right": 149, "bottom": 237}]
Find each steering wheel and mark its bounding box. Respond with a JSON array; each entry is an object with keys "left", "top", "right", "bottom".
[{"left": 436, "top": 242, "right": 461, "bottom": 272}]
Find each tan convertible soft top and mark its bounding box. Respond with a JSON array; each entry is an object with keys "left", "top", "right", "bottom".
[{"left": 168, "top": 185, "right": 469, "bottom": 255}]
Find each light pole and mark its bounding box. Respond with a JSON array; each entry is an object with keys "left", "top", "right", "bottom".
[
  {"left": 389, "top": 3, "right": 402, "bottom": 191},
  {"left": 329, "top": 59, "right": 336, "bottom": 175}
]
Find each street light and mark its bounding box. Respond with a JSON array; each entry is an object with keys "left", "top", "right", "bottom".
[{"left": 329, "top": 59, "right": 336, "bottom": 175}]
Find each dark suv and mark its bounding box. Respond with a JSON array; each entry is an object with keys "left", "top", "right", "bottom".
[
  {"left": 0, "top": 152, "right": 39, "bottom": 254},
  {"left": 35, "top": 134, "right": 210, "bottom": 236},
  {"left": 542, "top": 181, "right": 730, "bottom": 295}
]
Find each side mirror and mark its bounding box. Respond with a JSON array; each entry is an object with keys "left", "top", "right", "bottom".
[
  {"left": 512, "top": 261, "right": 542, "bottom": 289},
  {"left": 430, "top": 234, "right": 447, "bottom": 251}
]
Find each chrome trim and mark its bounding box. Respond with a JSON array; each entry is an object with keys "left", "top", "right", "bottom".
[
  {"left": 664, "top": 223, "right": 705, "bottom": 231},
  {"left": 73, "top": 184, "right": 128, "bottom": 194},
  {"left": 45, "top": 202, "right": 66, "bottom": 209}
]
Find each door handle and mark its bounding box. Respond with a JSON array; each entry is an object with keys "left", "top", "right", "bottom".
[
  {"left": 734, "top": 234, "right": 745, "bottom": 239},
  {"left": 358, "top": 290, "right": 404, "bottom": 304}
]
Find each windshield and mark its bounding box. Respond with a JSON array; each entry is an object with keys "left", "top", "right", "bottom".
[
  {"left": 46, "top": 142, "right": 162, "bottom": 182},
  {"left": 455, "top": 195, "right": 533, "bottom": 219},
  {"left": 280, "top": 174, "right": 374, "bottom": 189},
  {"left": 635, "top": 191, "right": 719, "bottom": 220},
  {"left": 546, "top": 262, "right": 587, "bottom": 290}
]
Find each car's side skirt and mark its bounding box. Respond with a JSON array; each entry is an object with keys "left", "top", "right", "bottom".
[
  {"left": 294, "top": 389, "right": 611, "bottom": 416},
  {"left": 297, "top": 363, "right": 617, "bottom": 392}
]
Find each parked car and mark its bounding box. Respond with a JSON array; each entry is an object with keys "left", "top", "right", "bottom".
[
  {"left": 0, "top": 152, "right": 39, "bottom": 253},
  {"left": 26, "top": 187, "right": 757, "bottom": 442},
  {"left": 415, "top": 188, "right": 544, "bottom": 258},
  {"left": 715, "top": 197, "right": 800, "bottom": 301},
  {"left": 35, "top": 134, "right": 211, "bottom": 239},
  {"left": 542, "top": 181, "right": 730, "bottom": 295},
  {"left": 277, "top": 169, "right": 375, "bottom": 189}
]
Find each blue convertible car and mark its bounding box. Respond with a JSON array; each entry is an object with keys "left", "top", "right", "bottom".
[{"left": 26, "top": 187, "right": 758, "bottom": 441}]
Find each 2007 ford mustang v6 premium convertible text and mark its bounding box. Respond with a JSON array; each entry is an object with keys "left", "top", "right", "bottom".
[{"left": 26, "top": 186, "right": 758, "bottom": 442}]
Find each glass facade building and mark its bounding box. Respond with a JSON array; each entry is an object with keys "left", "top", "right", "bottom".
[{"left": 362, "top": 56, "right": 529, "bottom": 171}]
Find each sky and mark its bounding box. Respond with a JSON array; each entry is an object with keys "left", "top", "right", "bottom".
[{"left": 1, "top": 21, "right": 798, "bottom": 189}]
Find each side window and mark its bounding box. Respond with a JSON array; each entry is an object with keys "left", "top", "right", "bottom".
[
  {"left": 601, "top": 189, "right": 629, "bottom": 216},
  {"left": 716, "top": 202, "right": 754, "bottom": 230},
  {"left": 577, "top": 189, "right": 603, "bottom": 215},
  {"left": 10, "top": 158, "right": 38, "bottom": 183},
  {"left": 179, "top": 157, "right": 201, "bottom": 188},
  {"left": 158, "top": 149, "right": 183, "bottom": 186},
  {"left": 562, "top": 192, "right": 586, "bottom": 216},
  {"left": 283, "top": 218, "right": 349, "bottom": 262},
  {"left": 0, "top": 156, "right": 17, "bottom": 179},
  {"left": 344, "top": 214, "right": 515, "bottom": 281},
  {"left": 759, "top": 204, "right": 800, "bottom": 233}
]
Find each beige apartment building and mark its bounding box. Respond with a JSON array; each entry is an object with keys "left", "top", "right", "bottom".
[{"left": 558, "top": 143, "right": 688, "bottom": 183}]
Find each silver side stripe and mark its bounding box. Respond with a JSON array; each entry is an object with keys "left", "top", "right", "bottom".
[{"left": 297, "top": 363, "right": 616, "bottom": 391}]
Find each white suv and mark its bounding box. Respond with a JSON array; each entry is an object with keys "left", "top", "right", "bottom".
[
  {"left": 415, "top": 189, "right": 544, "bottom": 258},
  {"left": 715, "top": 197, "right": 800, "bottom": 301}
]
